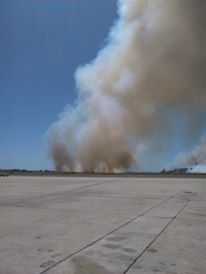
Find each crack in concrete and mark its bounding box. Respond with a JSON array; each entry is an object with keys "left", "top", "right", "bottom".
[
  {"left": 39, "top": 190, "right": 183, "bottom": 274},
  {"left": 123, "top": 194, "right": 196, "bottom": 274}
]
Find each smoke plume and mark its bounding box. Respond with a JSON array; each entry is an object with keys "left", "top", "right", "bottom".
[
  {"left": 173, "top": 134, "right": 206, "bottom": 172},
  {"left": 47, "top": 0, "right": 206, "bottom": 172}
]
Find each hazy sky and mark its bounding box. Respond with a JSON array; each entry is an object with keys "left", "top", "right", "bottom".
[{"left": 0, "top": 0, "right": 117, "bottom": 170}]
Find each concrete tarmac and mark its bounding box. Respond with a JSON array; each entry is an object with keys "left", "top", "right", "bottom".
[{"left": 0, "top": 175, "right": 205, "bottom": 274}]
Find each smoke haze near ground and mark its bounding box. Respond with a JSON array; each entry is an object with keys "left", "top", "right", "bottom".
[
  {"left": 173, "top": 134, "right": 206, "bottom": 172},
  {"left": 47, "top": 0, "right": 206, "bottom": 172}
]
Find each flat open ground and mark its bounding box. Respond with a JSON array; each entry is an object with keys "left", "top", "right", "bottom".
[{"left": 0, "top": 175, "right": 205, "bottom": 274}]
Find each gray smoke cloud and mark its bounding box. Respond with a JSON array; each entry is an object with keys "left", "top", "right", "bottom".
[{"left": 47, "top": 0, "right": 206, "bottom": 172}]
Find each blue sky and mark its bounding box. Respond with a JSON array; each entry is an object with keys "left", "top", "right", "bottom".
[{"left": 0, "top": 0, "right": 117, "bottom": 170}]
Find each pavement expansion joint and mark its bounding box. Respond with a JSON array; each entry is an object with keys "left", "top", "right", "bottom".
[
  {"left": 123, "top": 199, "right": 192, "bottom": 273},
  {"left": 39, "top": 191, "right": 183, "bottom": 274}
]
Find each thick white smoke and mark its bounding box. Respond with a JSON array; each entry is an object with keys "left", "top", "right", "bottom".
[{"left": 47, "top": 0, "right": 206, "bottom": 172}]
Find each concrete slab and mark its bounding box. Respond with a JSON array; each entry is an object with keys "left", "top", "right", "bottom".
[
  {"left": 127, "top": 201, "right": 206, "bottom": 274},
  {"left": 0, "top": 176, "right": 205, "bottom": 274}
]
